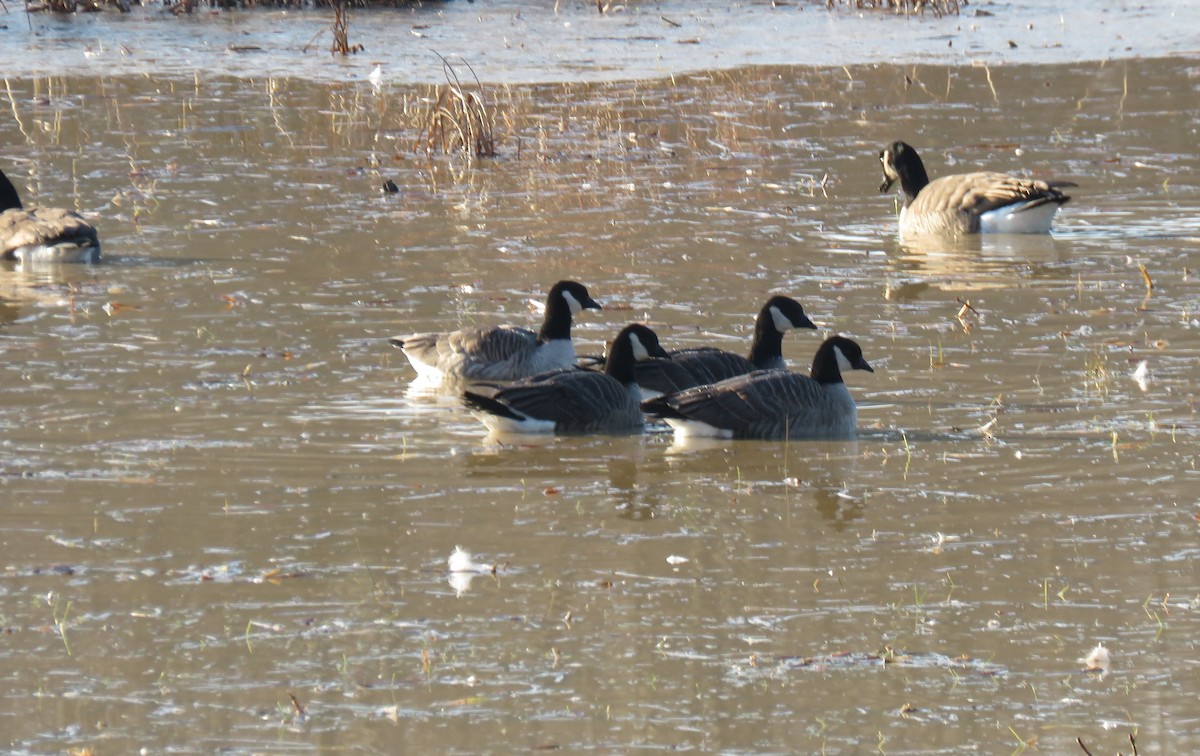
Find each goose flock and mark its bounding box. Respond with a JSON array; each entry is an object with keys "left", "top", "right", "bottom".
[
  {"left": 391, "top": 281, "right": 872, "bottom": 441},
  {"left": 384, "top": 141, "right": 1080, "bottom": 444},
  {"left": 2, "top": 140, "right": 1074, "bottom": 443},
  {"left": 382, "top": 141, "right": 1075, "bottom": 443}
]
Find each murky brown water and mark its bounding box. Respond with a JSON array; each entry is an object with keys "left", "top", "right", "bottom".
[{"left": 2, "top": 15, "right": 1199, "bottom": 754}]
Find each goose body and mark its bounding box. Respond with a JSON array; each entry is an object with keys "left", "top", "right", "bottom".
[
  {"left": 391, "top": 280, "right": 601, "bottom": 383},
  {"left": 879, "top": 141, "right": 1074, "bottom": 238},
  {"left": 0, "top": 167, "right": 100, "bottom": 263},
  {"left": 463, "top": 323, "right": 669, "bottom": 435},
  {"left": 641, "top": 336, "right": 874, "bottom": 441},
  {"left": 635, "top": 295, "right": 817, "bottom": 395}
]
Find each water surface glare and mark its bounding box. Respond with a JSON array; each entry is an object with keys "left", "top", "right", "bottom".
[{"left": 1, "top": 55, "right": 1199, "bottom": 753}]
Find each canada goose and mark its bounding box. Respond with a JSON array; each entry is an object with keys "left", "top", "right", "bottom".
[
  {"left": 462, "top": 323, "right": 669, "bottom": 435},
  {"left": 391, "top": 280, "right": 601, "bottom": 382},
  {"left": 0, "top": 166, "right": 100, "bottom": 263},
  {"left": 634, "top": 295, "right": 817, "bottom": 395},
  {"left": 641, "top": 336, "right": 874, "bottom": 440},
  {"left": 878, "top": 141, "right": 1075, "bottom": 238}
]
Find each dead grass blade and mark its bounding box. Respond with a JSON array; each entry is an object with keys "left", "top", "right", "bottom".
[{"left": 415, "top": 53, "right": 498, "bottom": 159}]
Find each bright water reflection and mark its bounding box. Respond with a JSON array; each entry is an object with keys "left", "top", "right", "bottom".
[{"left": 0, "top": 54, "right": 1198, "bottom": 753}]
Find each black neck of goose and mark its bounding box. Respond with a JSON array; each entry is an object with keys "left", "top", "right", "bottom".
[
  {"left": 604, "top": 335, "right": 638, "bottom": 385},
  {"left": 538, "top": 294, "right": 573, "bottom": 343},
  {"left": 0, "top": 171, "right": 22, "bottom": 212},
  {"left": 747, "top": 309, "right": 784, "bottom": 368},
  {"left": 809, "top": 342, "right": 844, "bottom": 385},
  {"left": 898, "top": 154, "right": 930, "bottom": 205}
]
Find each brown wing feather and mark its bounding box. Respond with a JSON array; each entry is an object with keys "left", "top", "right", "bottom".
[
  {"left": 0, "top": 207, "right": 99, "bottom": 259},
  {"left": 914, "top": 172, "right": 1071, "bottom": 217}
]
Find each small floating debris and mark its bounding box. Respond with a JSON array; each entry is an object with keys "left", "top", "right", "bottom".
[
  {"left": 447, "top": 546, "right": 505, "bottom": 597},
  {"left": 665, "top": 555, "right": 689, "bottom": 566},
  {"left": 1131, "top": 360, "right": 1150, "bottom": 392},
  {"left": 757, "top": 649, "right": 1006, "bottom": 676},
  {"left": 448, "top": 546, "right": 492, "bottom": 574},
  {"left": 1079, "top": 642, "right": 1111, "bottom": 673}
]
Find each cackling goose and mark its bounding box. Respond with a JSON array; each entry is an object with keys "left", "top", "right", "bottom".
[
  {"left": 462, "top": 323, "right": 669, "bottom": 435},
  {"left": 641, "top": 335, "right": 874, "bottom": 440},
  {"left": 635, "top": 295, "right": 817, "bottom": 395},
  {"left": 392, "top": 280, "right": 601, "bottom": 383}
]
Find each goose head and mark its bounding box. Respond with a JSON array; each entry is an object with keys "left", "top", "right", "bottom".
[
  {"left": 763, "top": 295, "right": 817, "bottom": 333},
  {"left": 550, "top": 280, "right": 602, "bottom": 315},
  {"left": 811, "top": 336, "right": 874, "bottom": 385},
  {"left": 878, "top": 140, "right": 929, "bottom": 197},
  {"left": 606, "top": 323, "right": 669, "bottom": 382}
]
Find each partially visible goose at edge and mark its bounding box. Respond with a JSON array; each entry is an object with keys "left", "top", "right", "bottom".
[
  {"left": 641, "top": 335, "right": 874, "bottom": 441},
  {"left": 879, "top": 141, "right": 1076, "bottom": 238},
  {"left": 634, "top": 295, "right": 817, "bottom": 396},
  {"left": 462, "top": 323, "right": 669, "bottom": 435},
  {"left": 391, "top": 280, "right": 601, "bottom": 383},
  {"left": 1, "top": 166, "right": 101, "bottom": 263}
]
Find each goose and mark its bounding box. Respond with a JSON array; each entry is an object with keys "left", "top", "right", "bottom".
[
  {"left": 878, "top": 141, "right": 1075, "bottom": 238},
  {"left": 391, "top": 280, "right": 601, "bottom": 382},
  {"left": 462, "top": 323, "right": 669, "bottom": 435},
  {"left": 641, "top": 335, "right": 874, "bottom": 440},
  {"left": 1, "top": 166, "right": 101, "bottom": 263},
  {"left": 634, "top": 295, "right": 817, "bottom": 396}
]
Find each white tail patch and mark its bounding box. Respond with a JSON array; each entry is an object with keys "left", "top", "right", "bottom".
[
  {"left": 474, "top": 411, "right": 558, "bottom": 436},
  {"left": 978, "top": 201, "right": 1061, "bottom": 234},
  {"left": 664, "top": 417, "right": 734, "bottom": 439}
]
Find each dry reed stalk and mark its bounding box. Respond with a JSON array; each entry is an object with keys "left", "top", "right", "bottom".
[
  {"left": 826, "top": 0, "right": 962, "bottom": 17},
  {"left": 415, "top": 54, "right": 498, "bottom": 159},
  {"left": 329, "top": 1, "right": 363, "bottom": 56}
]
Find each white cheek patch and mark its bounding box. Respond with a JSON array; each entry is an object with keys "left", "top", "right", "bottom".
[
  {"left": 881, "top": 152, "right": 899, "bottom": 181},
  {"left": 833, "top": 345, "right": 853, "bottom": 373},
  {"left": 770, "top": 305, "right": 794, "bottom": 333},
  {"left": 630, "top": 333, "right": 650, "bottom": 361},
  {"left": 563, "top": 290, "right": 583, "bottom": 315}
]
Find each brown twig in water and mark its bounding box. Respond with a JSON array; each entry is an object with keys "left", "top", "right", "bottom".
[
  {"left": 288, "top": 691, "right": 307, "bottom": 721},
  {"left": 1077, "top": 733, "right": 1138, "bottom": 756},
  {"left": 1137, "top": 262, "right": 1153, "bottom": 293}
]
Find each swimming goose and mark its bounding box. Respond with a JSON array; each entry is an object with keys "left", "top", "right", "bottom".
[
  {"left": 1, "top": 166, "right": 101, "bottom": 263},
  {"left": 462, "top": 323, "right": 669, "bottom": 435},
  {"left": 878, "top": 141, "right": 1075, "bottom": 238},
  {"left": 391, "top": 280, "right": 602, "bottom": 382},
  {"left": 634, "top": 295, "right": 817, "bottom": 395},
  {"left": 641, "top": 336, "right": 874, "bottom": 440}
]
